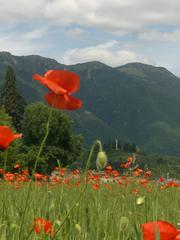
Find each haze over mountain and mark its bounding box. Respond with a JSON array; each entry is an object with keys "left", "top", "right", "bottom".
[{"left": 1, "top": 51, "right": 180, "bottom": 155}]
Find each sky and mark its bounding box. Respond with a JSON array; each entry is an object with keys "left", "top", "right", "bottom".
[{"left": 1, "top": 0, "right": 180, "bottom": 75}]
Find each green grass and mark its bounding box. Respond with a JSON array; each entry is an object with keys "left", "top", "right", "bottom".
[{"left": 0, "top": 177, "right": 179, "bottom": 240}]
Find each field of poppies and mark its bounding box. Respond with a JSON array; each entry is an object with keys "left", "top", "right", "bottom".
[
  {"left": 0, "top": 167, "right": 179, "bottom": 239},
  {"left": 0, "top": 69, "right": 179, "bottom": 239}
]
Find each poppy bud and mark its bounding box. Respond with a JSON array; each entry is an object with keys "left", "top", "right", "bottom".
[
  {"left": 75, "top": 223, "right": 81, "bottom": 234},
  {"left": 96, "top": 151, "right": 108, "bottom": 170},
  {"left": 136, "top": 196, "right": 145, "bottom": 205}
]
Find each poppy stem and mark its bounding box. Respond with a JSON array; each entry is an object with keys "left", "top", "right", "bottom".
[
  {"left": 84, "top": 139, "right": 103, "bottom": 172},
  {"left": 18, "top": 107, "right": 53, "bottom": 240},
  {"left": 32, "top": 106, "right": 53, "bottom": 174},
  {"left": 3, "top": 150, "right": 8, "bottom": 177}
]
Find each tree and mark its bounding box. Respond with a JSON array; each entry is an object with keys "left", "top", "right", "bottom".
[
  {"left": 1, "top": 65, "right": 27, "bottom": 131},
  {"left": 21, "top": 103, "right": 84, "bottom": 172},
  {"left": 15, "top": 92, "right": 27, "bottom": 131},
  {"left": 0, "top": 107, "right": 12, "bottom": 126},
  {"left": 0, "top": 86, "right": 4, "bottom": 106}
]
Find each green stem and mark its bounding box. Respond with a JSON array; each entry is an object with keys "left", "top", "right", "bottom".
[
  {"left": 3, "top": 150, "right": 8, "bottom": 177},
  {"left": 19, "top": 107, "right": 53, "bottom": 240},
  {"left": 85, "top": 140, "right": 97, "bottom": 171},
  {"left": 84, "top": 139, "right": 103, "bottom": 172},
  {"left": 96, "top": 140, "right": 103, "bottom": 152},
  {"left": 32, "top": 107, "right": 53, "bottom": 175}
]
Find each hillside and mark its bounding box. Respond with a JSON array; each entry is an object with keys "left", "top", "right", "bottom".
[{"left": 1, "top": 52, "right": 180, "bottom": 155}]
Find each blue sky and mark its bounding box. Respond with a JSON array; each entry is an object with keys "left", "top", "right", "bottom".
[{"left": 1, "top": 0, "right": 180, "bottom": 75}]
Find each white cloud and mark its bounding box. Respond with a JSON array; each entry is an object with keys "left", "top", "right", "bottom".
[
  {"left": 43, "top": 0, "right": 180, "bottom": 34},
  {"left": 22, "top": 28, "right": 47, "bottom": 40},
  {"left": 0, "top": 0, "right": 46, "bottom": 23},
  {"left": 1, "top": 0, "right": 180, "bottom": 36},
  {"left": 61, "top": 41, "right": 153, "bottom": 66},
  {"left": 0, "top": 0, "right": 179, "bottom": 75},
  {"left": 138, "top": 29, "right": 180, "bottom": 44}
]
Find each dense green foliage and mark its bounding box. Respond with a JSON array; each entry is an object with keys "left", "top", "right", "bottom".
[
  {"left": 21, "top": 103, "right": 83, "bottom": 172},
  {"left": 0, "top": 65, "right": 27, "bottom": 130},
  {"left": 0, "top": 107, "right": 12, "bottom": 126},
  {"left": 104, "top": 138, "right": 138, "bottom": 153}
]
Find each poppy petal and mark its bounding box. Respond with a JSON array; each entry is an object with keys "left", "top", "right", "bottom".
[
  {"left": 13, "top": 133, "right": 23, "bottom": 141},
  {"left": 0, "top": 126, "right": 22, "bottom": 150},
  {"left": 141, "top": 221, "right": 179, "bottom": 240},
  {"left": 44, "top": 70, "right": 80, "bottom": 94},
  {"left": 45, "top": 92, "right": 83, "bottom": 110},
  {"left": 32, "top": 74, "right": 67, "bottom": 95},
  {"left": 34, "top": 218, "right": 53, "bottom": 235},
  {"left": 175, "top": 231, "right": 180, "bottom": 239}
]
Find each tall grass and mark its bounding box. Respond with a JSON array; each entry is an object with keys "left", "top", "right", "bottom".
[{"left": 0, "top": 177, "right": 179, "bottom": 239}]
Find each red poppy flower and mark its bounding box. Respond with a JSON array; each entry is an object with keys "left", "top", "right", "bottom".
[
  {"left": 45, "top": 92, "right": 82, "bottom": 110},
  {"left": 34, "top": 218, "right": 53, "bottom": 235},
  {"left": 4, "top": 172, "right": 15, "bottom": 182},
  {"left": 127, "top": 157, "right": 133, "bottom": 164},
  {"left": 145, "top": 170, "right": 151, "bottom": 177},
  {"left": 120, "top": 162, "right": 129, "bottom": 169},
  {"left": 141, "top": 178, "right": 148, "bottom": 185},
  {"left": 159, "top": 177, "right": 165, "bottom": 182},
  {"left": 32, "top": 70, "right": 82, "bottom": 110},
  {"left": 105, "top": 165, "right": 113, "bottom": 175},
  {"left": 91, "top": 174, "right": 99, "bottom": 181},
  {"left": 132, "top": 188, "right": 139, "bottom": 195},
  {"left": 71, "top": 169, "right": 80, "bottom": 175},
  {"left": 166, "top": 181, "right": 180, "bottom": 188},
  {"left": 175, "top": 232, "right": 180, "bottom": 239},
  {"left": 14, "top": 164, "right": 21, "bottom": 169},
  {"left": 34, "top": 173, "right": 44, "bottom": 181},
  {"left": 112, "top": 170, "right": 119, "bottom": 177},
  {"left": 141, "top": 221, "right": 180, "bottom": 240},
  {"left": 133, "top": 169, "right": 142, "bottom": 177},
  {"left": 92, "top": 183, "right": 100, "bottom": 190},
  {"left": 0, "top": 126, "right": 22, "bottom": 150}
]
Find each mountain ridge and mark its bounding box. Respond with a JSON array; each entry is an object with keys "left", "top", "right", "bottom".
[{"left": 1, "top": 51, "right": 180, "bottom": 155}]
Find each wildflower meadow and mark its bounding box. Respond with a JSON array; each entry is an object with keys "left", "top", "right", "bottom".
[{"left": 0, "top": 69, "right": 179, "bottom": 240}]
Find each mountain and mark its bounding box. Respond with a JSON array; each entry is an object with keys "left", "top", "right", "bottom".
[{"left": 1, "top": 51, "right": 180, "bottom": 155}]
